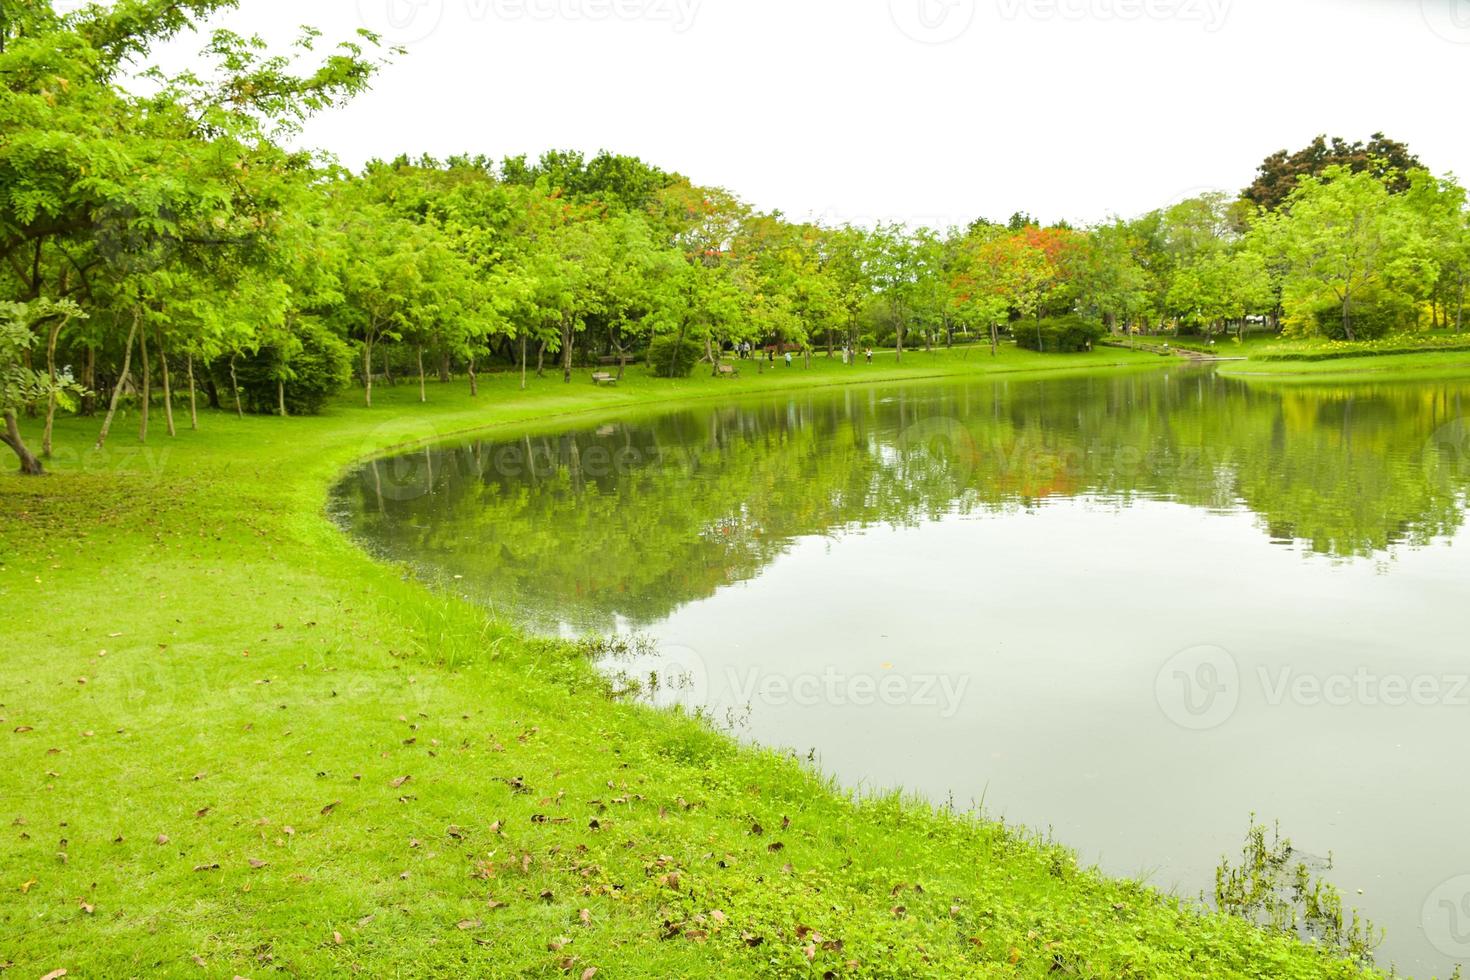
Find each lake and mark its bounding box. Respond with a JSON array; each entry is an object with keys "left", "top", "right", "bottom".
[{"left": 334, "top": 365, "right": 1470, "bottom": 976}]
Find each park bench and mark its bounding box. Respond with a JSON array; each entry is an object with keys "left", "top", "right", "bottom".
[
  {"left": 717, "top": 363, "right": 739, "bottom": 378},
  {"left": 591, "top": 371, "right": 617, "bottom": 385}
]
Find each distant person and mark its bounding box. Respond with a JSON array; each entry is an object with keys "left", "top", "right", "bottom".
[
  {"left": 784, "top": 351, "right": 792, "bottom": 367},
  {"left": 865, "top": 348, "right": 873, "bottom": 364}
]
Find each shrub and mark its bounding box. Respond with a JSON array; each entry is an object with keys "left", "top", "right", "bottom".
[
  {"left": 1309, "top": 293, "right": 1417, "bottom": 341},
  {"left": 647, "top": 332, "right": 704, "bottom": 378},
  {"left": 1014, "top": 315, "right": 1105, "bottom": 353},
  {"left": 226, "top": 320, "right": 353, "bottom": 415}
]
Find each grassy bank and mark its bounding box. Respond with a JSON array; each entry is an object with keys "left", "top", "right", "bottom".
[
  {"left": 1217, "top": 348, "right": 1470, "bottom": 380},
  {"left": 2, "top": 346, "right": 1378, "bottom": 978}
]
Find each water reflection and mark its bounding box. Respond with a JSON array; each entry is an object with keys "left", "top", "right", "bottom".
[{"left": 337, "top": 369, "right": 1470, "bottom": 632}]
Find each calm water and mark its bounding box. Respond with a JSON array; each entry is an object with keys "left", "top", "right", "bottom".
[{"left": 335, "top": 367, "right": 1470, "bottom": 976}]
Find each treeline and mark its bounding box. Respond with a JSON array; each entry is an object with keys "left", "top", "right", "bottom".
[{"left": 4, "top": 1, "right": 1469, "bottom": 476}]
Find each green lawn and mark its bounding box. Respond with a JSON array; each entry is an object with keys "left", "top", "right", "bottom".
[
  {"left": 1, "top": 346, "right": 1382, "bottom": 978},
  {"left": 1217, "top": 349, "right": 1470, "bottom": 380}
]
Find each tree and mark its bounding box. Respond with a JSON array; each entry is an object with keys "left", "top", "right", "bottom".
[
  {"left": 1253, "top": 166, "right": 1434, "bottom": 340},
  {"left": 1243, "top": 133, "right": 1423, "bottom": 212},
  {"left": 0, "top": 299, "right": 84, "bottom": 474}
]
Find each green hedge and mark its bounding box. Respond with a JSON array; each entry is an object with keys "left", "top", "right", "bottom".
[
  {"left": 226, "top": 320, "right": 354, "bottom": 414},
  {"left": 647, "top": 332, "right": 704, "bottom": 378},
  {"left": 1014, "top": 315, "right": 1105, "bottom": 353}
]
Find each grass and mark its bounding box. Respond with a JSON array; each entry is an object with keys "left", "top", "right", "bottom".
[
  {"left": 0, "top": 344, "right": 1385, "bottom": 978},
  {"left": 1217, "top": 348, "right": 1470, "bottom": 380}
]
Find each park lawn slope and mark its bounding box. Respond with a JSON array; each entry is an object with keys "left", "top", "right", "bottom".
[
  {"left": 1, "top": 348, "right": 1379, "bottom": 978},
  {"left": 1217, "top": 348, "right": 1470, "bottom": 381}
]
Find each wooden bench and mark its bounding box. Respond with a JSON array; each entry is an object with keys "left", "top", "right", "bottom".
[
  {"left": 717, "top": 363, "right": 739, "bottom": 378},
  {"left": 591, "top": 371, "right": 617, "bottom": 385}
]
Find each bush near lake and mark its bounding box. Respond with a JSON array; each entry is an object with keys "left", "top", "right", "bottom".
[
  {"left": 1014, "top": 315, "right": 1107, "bottom": 354},
  {"left": 647, "top": 332, "right": 706, "bottom": 377},
  {"left": 228, "top": 319, "right": 356, "bottom": 415}
]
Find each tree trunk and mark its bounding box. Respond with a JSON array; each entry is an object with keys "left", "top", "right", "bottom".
[
  {"left": 138, "top": 314, "right": 151, "bottom": 442},
  {"left": 895, "top": 305, "right": 905, "bottom": 364},
  {"left": 363, "top": 337, "right": 374, "bottom": 407},
  {"left": 1341, "top": 292, "right": 1355, "bottom": 342},
  {"left": 561, "top": 319, "right": 574, "bottom": 383},
  {"left": 229, "top": 355, "right": 243, "bottom": 418},
  {"left": 187, "top": 356, "right": 199, "bottom": 430},
  {"left": 468, "top": 355, "right": 478, "bottom": 397},
  {"left": 438, "top": 350, "right": 450, "bottom": 383},
  {"left": 97, "top": 311, "right": 140, "bottom": 450},
  {"left": 41, "top": 313, "right": 66, "bottom": 458},
  {"left": 81, "top": 345, "right": 96, "bottom": 416},
  {"left": 2, "top": 411, "right": 43, "bottom": 475},
  {"left": 158, "top": 329, "right": 176, "bottom": 437},
  {"left": 417, "top": 346, "right": 427, "bottom": 403},
  {"left": 990, "top": 322, "right": 999, "bottom": 356},
  {"left": 520, "top": 333, "right": 528, "bottom": 391},
  {"left": 277, "top": 378, "right": 287, "bottom": 417},
  {"left": 536, "top": 341, "right": 546, "bottom": 378}
]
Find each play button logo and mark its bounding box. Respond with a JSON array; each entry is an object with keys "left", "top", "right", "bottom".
[{"left": 890, "top": 0, "right": 976, "bottom": 43}]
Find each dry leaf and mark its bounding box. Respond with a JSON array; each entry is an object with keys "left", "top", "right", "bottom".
[
  {"left": 390, "top": 775, "right": 411, "bottom": 788},
  {"left": 578, "top": 908, "right": 591, "bottom": 925},
  {"left": 456, "top": 919, "right": 483, "bottom": 930},
  {"left": 40, "top": 970, "right": 67, "bottom": 980},
  {"left": 248, "top": 858, "right": 268, "bottom": 869},
  {"left": 19, "top": 879, "right": 37, "bottom": 893},
  {"left": 332, "top": 931, "right": 344, "bottom": 945},
  {"left": 320, "top": 801, "right": 339, "bottom": 816},
  {"left": 155, "top": 834, "right": 170, "bottom": 845},
  {"left": 581, "top": 969, "right": 598, "bottom": 980}
]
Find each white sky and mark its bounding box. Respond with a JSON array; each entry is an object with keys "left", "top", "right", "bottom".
[{"left": 135, "top": 0, "right": 1470, "bottom": 229}]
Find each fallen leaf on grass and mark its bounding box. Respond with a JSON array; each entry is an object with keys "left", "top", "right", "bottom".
[
  {"left": 320, "top": 801, "right": 339, "bottom": 816},
  {"left": 578, "top": 908, "right": 591, "bottom": 925},
  {"left": 19, "top": 879, "right": 37, "bottom": 893},
  {"left": 332, "top": 931, "right": 344, "bottom": 945},
  {"left": 390, "top": 775, "right": 411, "bottom": 788},
  {"left": 12, "top": 727, "right": 32, "bottom": 734},
  {"left": 248, "top": 858, "right": 268, "bottom": 869},
  {"left": 456, "top": 919, "right": 483, "bottom": 930},
  {"left": 78, "top": 899, "right": 93, "bottom": 914},
  {"left": 40, "top": 970, "right": 66, "bottom": 980},
  {"left": 581, "top": 969, "right": 598, "bottom": 980},
  {"left": 155, "top": 834, "right": 170, "bottom": 845},
  {"left": 193, "top": 863, "right": 220, "bottom": 872}
]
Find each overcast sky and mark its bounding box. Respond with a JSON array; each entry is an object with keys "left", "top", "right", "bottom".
[{"left": 137, "top": 0, "right": 1470, "bottom": 229}]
